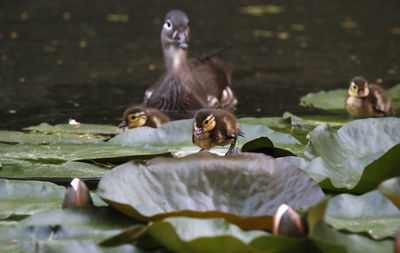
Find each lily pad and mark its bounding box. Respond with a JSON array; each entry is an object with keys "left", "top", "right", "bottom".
[
  {"left": 103, "top": 217, "right": 347, "bottom": 253},
  {"left": 109, "top": 119, "right": 300, "bottom": 157},
  {"left": 325, "top": 190, "right": 400, "bottom": 239},
  {"left": 304, "top": 118, "right": 400, "bottom": 193},
  {"left": 24, "top": 123, "right": 120, "bottom": 135},
  {"left": 300, "top": 84, "right": 400, "bottom": 112},
  {"left": 0, "top": 130, "right": 106, "bottom": 144},
  {"left": 379, "top": 177, "right": 400, "bottom": 209},
  {"left": 97, "top": 152, "right": 324, "bottom": 230},
  {"left": 310, "top": 221, "right": 394, "bottom": 253},
  {"left": 0, "top": 179, "right": 65, "bottom": 220}
]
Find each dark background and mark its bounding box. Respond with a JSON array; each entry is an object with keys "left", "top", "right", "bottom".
[{"left": 1, "top": 0, "right": 399, "bottom": 130}]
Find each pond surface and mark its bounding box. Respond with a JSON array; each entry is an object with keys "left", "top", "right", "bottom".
[{"left": 1, "top": 0, "right": 399, "bottom": 130}]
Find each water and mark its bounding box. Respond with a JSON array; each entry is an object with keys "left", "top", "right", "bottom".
[{"left": 1, "top": 0, "right": 399, "bottom": 130}]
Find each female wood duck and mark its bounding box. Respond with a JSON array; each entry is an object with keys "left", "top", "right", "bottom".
[
  {"left": 192, "top": 109, "right": 243, "bottom": 156},
  {"left": 345, "top": 76, "right": 394, "bottom": 118},
  {"left": 143, "top": 10, "right": 237, "bottom": 118},
  {"left": 118, "top": 106, "right": 170, "bottom": 129}
]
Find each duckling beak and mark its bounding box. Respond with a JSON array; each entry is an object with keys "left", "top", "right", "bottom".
[
  {"left": 358, "top": 89, "right": 366, "bottom": 97},
  {"left": 175, "top": 31, "right": 188, "bottom": 49},
  {"left": 118, "top": 120, "right": 127, "bottom": 128},
  {"left": 195, "top": 127, "right": 203, "bottom": 136}
]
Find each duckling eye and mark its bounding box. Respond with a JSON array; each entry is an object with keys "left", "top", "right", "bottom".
[
  {"left": 204, "top": 120, "right": 209, "bottom": 125},
  {"left": 164, "top": 20, "right": 172, "bottom": 30},
  {"left": 351, "top": 84, "right": 357, "bottom": 90},
  {"left": 130, "top": 115, "right": 136, "bottom": 120}
]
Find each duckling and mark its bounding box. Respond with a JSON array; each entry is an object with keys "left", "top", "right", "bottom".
[
  {"left": 192, "top": 109, "right": 243, "bottom": 156},
  {"left": 143, "top": 10, "right": 237, "bottom": 118},
  {"left": 345, "top": 76, "right": 394, "bottom": 118},
  {"left": 118, "top": 106, "right": 170, "bottom": 129}
]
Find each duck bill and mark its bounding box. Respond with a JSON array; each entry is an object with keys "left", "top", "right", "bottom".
[
  {"left": 195, "top": 127, "right": 203, "bottom": 136},
  {"left": 175, "top": 31, "right": 189, "bottom": 49},
  {"left": 118, "top": 120, "right": 127, "bottom": 128},
  {"left": 358, "top": 87, "right": 369, "bottom": 97}
]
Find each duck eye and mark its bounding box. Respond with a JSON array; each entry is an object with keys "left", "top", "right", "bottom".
[
  {"left": 164, "top": 20, "right": 172, "bottom": 30},
  {"left": 351, "top": 84, "right": 357, "bottom": 90},
  {"left": 130, "top": 115, "right": 136, "bottom": 120},
  {"left": 204, "top": 120, "right": 209, "bottom": 125}
]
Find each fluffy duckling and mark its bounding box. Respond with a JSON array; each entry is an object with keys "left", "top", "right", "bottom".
[
  {"left": 143, "top": 10, "right": 237, "bottom": 117},
  {"left": 118, "top": 106, "right": 170, "bottom": 129},
  {"left": 345, "top": 76, "right": 394, "bottom": 118},
  {"left": 192, "top": 109, "right": 243, "bottom": 156}
]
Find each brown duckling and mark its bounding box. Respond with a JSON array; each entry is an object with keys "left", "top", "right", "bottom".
[
  {"left": 118, "top": 106, "right": 170, "bottom": 129},
  {"left": 345, "top": 76, "right": 394, "bottom": 118},
  {"left": 143, "top": 10, "right": 237, "bottom": 117},
  {"left": 192, "top": 109, "right": 243, "bottom": 156}
]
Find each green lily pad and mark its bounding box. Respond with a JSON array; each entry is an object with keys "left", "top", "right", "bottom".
[
  {"left": 0, "top": 130, "right": 106, "bottom": 144},
  {"left": 97, "top": 152, "right": 324, "bottom": 230},
  {"left": 24, "top": 123, "right": 120, "bottom": 135},
  {"left": 103, "top": 217, "right": 347, "bottom": 253},
  {"left": 0, "top": 159, "right": 108, "bottom": 178},
  {"left": 109, "top": 119, "right": 300, "bottom": 157},
  {"left": 310, "top": 221, "right": 394, "bottom": 253},
  {"left": 304, "top": 118, "right": 400, "bottom": 193},
  {"left": 0, "top": 143, "right": 171, "bottom": 165},
  {"left": 0, "top": 179, "right": 65, "bottom": 220},
  {"left": 325, "top": 190, "right": 400, "bottom": 239},
  {"left": 283, "top": 112, "right": 349, "bottom": 129},
  {"left": 300, "top": 84, "right": 400, "bottom": 112},
  {"left": 379, "top": 177, "right": 400, "bottom": 209}
]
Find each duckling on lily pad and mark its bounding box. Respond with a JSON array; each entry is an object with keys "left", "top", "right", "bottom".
[
  {"left": 118, "top": 106, "right": 170, "bottom": 130},
  {"left": 345, "top": 76, "right": 394, "bottom": 118},
  {"left": 192, "top": 109, "right": 243, "bottom": 156}
]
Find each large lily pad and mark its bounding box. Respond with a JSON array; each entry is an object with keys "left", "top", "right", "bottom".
[
  {"left": 300, "top": 84, "right": 400, "bottom": 112},
  {"left": 304, "top": 118, "right": 400, "bottom": 193},
  {"left": 103, "top": 217, "right": 346, "bottom": 253},
  {"left": 97, "top": 152, "right": 324, "bottom": 230},
  {"left": 109, "top": 119, "right": 300, "bottom": 157},
  {"left": 0, "top": 179, "right": 65, "bottom": 220},
  {"left": 310, "top": 221, "right": 394, "bottom": 253},
  {"left": 379, "top": 177, "right": 400, "bottom": 209},
  {"left": 325, "top": 190, "right": 400, "bottom": 239}
]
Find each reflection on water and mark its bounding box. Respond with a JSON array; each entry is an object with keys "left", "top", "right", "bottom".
[{"left": 0, "top": 0, "right": 399, "bottom": 129}]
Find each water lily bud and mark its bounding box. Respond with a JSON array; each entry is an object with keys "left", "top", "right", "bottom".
[
  {"left": 62, "top": 178, "right": 93, "bottom": 209},
  {"left": 272, "top": 203, "right": 306, "bottom": 237}
]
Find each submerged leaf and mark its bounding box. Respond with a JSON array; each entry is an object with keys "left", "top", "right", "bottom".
[
  {"left": 304, "top": 118, "right": 400, "bottom": 193},
  {"left": 97, "top": 152, "right": 324, "bottom": 230},
  {"left": 24, "top": 123, "right": 120, "bottom": 135},
  {"left": 325, "top": 190, "right": 400, "bottom": 239}
]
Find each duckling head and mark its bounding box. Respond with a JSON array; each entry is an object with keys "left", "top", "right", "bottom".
[
  {"left": 161, "top": 10, "right": 190, "bottom": 50},
  {"left": 193, "top": 112, "right": 216, "bottom": 136},
  {"left": 118, "top": 106, "right": 148, "bottom": 129},
  {"left": 348, "top": 76, "right": 370, "bottom": 98}
]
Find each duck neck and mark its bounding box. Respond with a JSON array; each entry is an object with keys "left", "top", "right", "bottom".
[{"left": 163, "top": 46, "right": 190, "bottom": 74}]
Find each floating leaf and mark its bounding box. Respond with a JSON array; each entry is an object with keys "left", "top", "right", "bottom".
[
  {"left": 310, "top": 221, "right": 394, "bottom": 253},
  {"left": 97, "top": 152, "right": 324, "bottom": 230},
  {"left": 379, "top": 177, "right": 400, "bottom": 209},
  {"left": 0, "top": 179, "right": 65, "bottom": 219},
  {"left": 24, "top": 123, "right": 120, "bottom": 135},
  {"left": 109, "top": 119, "right": 300, "bottom": 157},
  {"left": 104, "top": 217, "right": 346, "bottom": 253},
  {"left": 304, "top": 118, "right": 400, "bottom": 193},
  {"left": 300, "top": 84, "right": 400, "bottom": 112},
  {"left": 325, "top": 190, "right": 400, "bottom": 239},
  {"left": 0, "top": 130, "right": 104, "bottom": 144}
]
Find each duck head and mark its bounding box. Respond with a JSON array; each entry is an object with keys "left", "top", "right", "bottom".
[
  {"left": 348, "top": 76, "right": 370, "bottom": 98},
  {"left": 161, "top": 10, "right": 190, "bottom": 50}
]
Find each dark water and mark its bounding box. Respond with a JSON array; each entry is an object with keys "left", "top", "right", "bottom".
[{"left": 1, "top": 0, "right": 399, "bottom": 130}]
